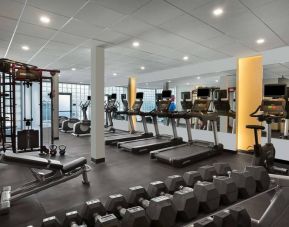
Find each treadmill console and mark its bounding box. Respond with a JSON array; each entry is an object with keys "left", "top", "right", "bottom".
[
  {"left": 158, "top": 100, "right": 171, "bottom": 112},
  {"left": 213, "top": 100, "right": 231, "bottom": 115},
  {"left": 132, "top": 101, "right": 143, "bottom": 111},
  {"left": 181, "top": 100, "right": 193, "bottom": 111},
  {"left": 261, "top": 99, "right": 286, "bottom": 117},
  {"left": 192, "top": 100, "right": 210, "bottom": 113}
]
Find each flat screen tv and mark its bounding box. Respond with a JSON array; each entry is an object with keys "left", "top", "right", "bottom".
[
  {"left": 162, "top": 90, "right": 172, "bottom": 98},
  {"left": 264, "top": 84, "right": 286, "bottom": 97},
  {"left": 197, "top": 88, "right": 210, "bottom": 97}
]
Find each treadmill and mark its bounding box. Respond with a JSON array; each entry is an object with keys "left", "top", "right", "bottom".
[
  {"left": 150, "top": 88, "right": 223, "bottom": 167},
  {"left": 213, "top": 89, "right": 236, "bottom": 133},
  {"left": 105, "top": 92, "right": 153, "bottom": 145},
  {"left": 104, "top": 93, "right": 128, "bottom": 136},
  {"left": 117, "top": 90, "right": 184, "bottom": 153}
]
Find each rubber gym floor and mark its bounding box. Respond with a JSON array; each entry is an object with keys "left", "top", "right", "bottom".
[{"left": 0, "top": 132, "right": 288, "bottom": 227}]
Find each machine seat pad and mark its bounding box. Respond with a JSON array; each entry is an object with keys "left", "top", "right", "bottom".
[
  {"left": 62, "top": 157, "right": 87, "bottom": 173},
  {"left": 1, "top": 152, "right": 63, "bottom": 170}
]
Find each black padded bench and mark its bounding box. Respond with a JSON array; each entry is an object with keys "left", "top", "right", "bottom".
[{"left": 0, "top": 152, "right": 90, "bottom": 215}]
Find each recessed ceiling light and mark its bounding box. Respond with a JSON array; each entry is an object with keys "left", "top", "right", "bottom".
[
  {"left": 140, "top": 66, "right": 145, "bottom": 70},
  {"left": 80, "top": 82, "right": 83, "bottom": 84},
  {"left": 113, "top": 73, "right": 118, "bottom": 76},
  {"left": 215, "top": 80, "right": 219, "bottom": 83},
  {"left": 197, "top": 76, "right": 200, "bottom": 80},
  {"left": 168, "top": 80, "right": 171, "bottom": 83},
  {"left": 40, "top": 16, "right": 50, "bottom": 24},
  {"left": 256, "top": 38, "right": 265, "bottom": 44},
  {"left": 213, "top": 8, "right": 223, "bottom": 16},
  {"left": 71, "top": 68, "right": 76, "bottom": 71},
  {"left": 132, "top": 41, "right": 140, "bottom": 47},
  {"left": 21, "top": 45, "right": 29, "bottom": 51},
  {"left": 145, "top": 82, "right": 149, "bottom": 86},
  {"left": 183, "top": 56, "right": 189, "bottom": 61},
  {"left": 186, "top": 82, "right": 190, "bottom": 85}
]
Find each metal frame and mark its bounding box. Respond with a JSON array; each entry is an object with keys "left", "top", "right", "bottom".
[
  {"left": 0, "top": 155, "right": 90, "bottom": 214},
  {"left": 0, "top": 58, "right": 59, "bottom": 153}
]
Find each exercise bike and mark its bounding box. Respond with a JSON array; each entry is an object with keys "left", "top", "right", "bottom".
[{"left": 246, "top": 98, "right": 288, "bottom": 175}]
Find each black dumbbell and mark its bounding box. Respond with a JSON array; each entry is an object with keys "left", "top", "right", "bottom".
[
  {"left": 41, "top": 216, "right": 61, "bottom": 227},
  {"left": 127, "top": 185, "right": 177, "bottom": 227},
  {"left": 229, "top": 170, "right": 256, "bottom": 198},
  {"left": 81, "top": 199, "right": 119, "bottom": 227},
  {"left": 63, "top": 211, "right": 86, "bottom": 227},
  {"left": 184, "top": 164, "right": 238, "bottom": 205},
  {"left": 197, "top": 164, "right": 256, "bottom": 202},
  {"left": 245, "top": 166, "right": 270, "bottom": 192},
  {"left": 162, "top": 174, "right": 220, "bottom": 213},
  {"left": 198, "top": 163, "right": 232, "bottom": 182},
  {"left": 105, "top": 194, "right": 150, "bottom": 227},
  {"left": 147, "top": 178, "right": 199, "bottom": 221}
]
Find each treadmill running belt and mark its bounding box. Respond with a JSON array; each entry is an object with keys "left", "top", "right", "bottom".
[
  {"left": 122, "top": 138, "right": 169, "bottom": 147},
  {"left": 154, "top": 145, "right": 221, "bottom": 167},
  {"left": 118, "top": 136, "right": 182, "bottom": 153},
  {"left": 105, "top": 133, "right": 143, "bottom": 145}
]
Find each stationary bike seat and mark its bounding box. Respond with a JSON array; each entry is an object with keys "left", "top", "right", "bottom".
[{"left": 246, "top": 125, "right": 265, "bottom": 130}]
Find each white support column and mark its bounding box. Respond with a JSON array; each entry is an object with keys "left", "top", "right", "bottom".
[
  {"left": 52, "top": 74, "right": 59, "bottom": 140},
  {"left": 91, "top": 46, "right": 105, "bottom": 163}
]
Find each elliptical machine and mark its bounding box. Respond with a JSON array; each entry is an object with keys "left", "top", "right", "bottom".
[
  {"left": 246, "top": 84, "right": 288, "bottom": 175},
  {"left": 72, "top": 97, "right": 91, "bottom": 137},
  {"left": 104, "top": 93, "right": 118, "bottom": 133}
]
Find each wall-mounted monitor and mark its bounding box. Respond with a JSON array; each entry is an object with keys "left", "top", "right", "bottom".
[
  {"left": 136, "top": 92, "right": 143, "bottom": 99},
  {"left": 162, "top": 90, "right": 172, "bottom": 98},
  {"left": 219, "top": 90, "right": 227, "bottom": 99},
  {"left": 110, "top": 93, "right": 117, "bottom": 99},
  {"left": 264, "top": 84, "right": 286, "bottom": 97},
  {"left": 197, "top": 88, "right": 210, "bottom": 97},
  {"left": 87, "top": 96, "right": 91, "bottom": 100}
]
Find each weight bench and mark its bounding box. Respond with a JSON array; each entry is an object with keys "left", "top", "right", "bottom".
[{"left": 0, "top": 152, "right": 91, "bottom": 215}]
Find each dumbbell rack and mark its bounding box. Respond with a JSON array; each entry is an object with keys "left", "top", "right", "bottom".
[{"left": 25, "top": 163, "right": 285, "bottom": 227}]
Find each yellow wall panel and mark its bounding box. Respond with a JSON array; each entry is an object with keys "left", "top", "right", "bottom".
[
  {"left": 128, "top": 77, "right": 136, "bottom": 131},
  {"left": 236, "top": 56, "right": 263, "bottom": 151}
]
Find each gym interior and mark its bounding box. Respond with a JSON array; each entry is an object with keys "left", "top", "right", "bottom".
[{"left": 1, "top": 1, "right": 289, "bottom": 227}]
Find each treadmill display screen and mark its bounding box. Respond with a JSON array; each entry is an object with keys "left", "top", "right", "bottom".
[
  {"left": 264, "top": 84, "right": 286, "bottom": 97},
  {"left": 110, "top": 93, "right": 117, "bottom": 99},
  {"left": 197, "top": 88, "right": 210, "bottom": 97},
  {"left": 181, "top": 92, "right": 190, "bottom": 100},
  {"left": 136, "top": 92, "right": 143, "bottom": 99},
  {"left": 162, "top": 90, "right": 172, "bottom": 98},
  {"left": 219, "top": 90, "right": 227, "bottom": 99}
]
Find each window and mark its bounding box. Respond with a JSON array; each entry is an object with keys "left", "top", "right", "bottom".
[
  {"left": 104, "top": 86, "right": 128, "bottom": 111},
  {"left": 59, "top": 83, "right": 91, "bottom": 119}
]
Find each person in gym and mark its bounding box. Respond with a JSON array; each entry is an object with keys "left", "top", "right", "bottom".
[{"left": 167, "top": 95, "right": 176, "bottom": 126}]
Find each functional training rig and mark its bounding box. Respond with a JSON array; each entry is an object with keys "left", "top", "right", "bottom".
[
  {"left": 0, "top": 58, "right": 59, "bottom": 153},
  {"left": 0, "top": 152, "right": 91, "bottom": 215}
]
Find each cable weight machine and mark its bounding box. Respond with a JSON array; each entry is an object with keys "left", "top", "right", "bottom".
[{"left": 0, "top": 58, "right": 60, "bottom": 155}]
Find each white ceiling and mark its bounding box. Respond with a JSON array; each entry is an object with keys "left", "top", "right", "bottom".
[{"left": 1, "top": 0, "right": 289, "bottom": 84}]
